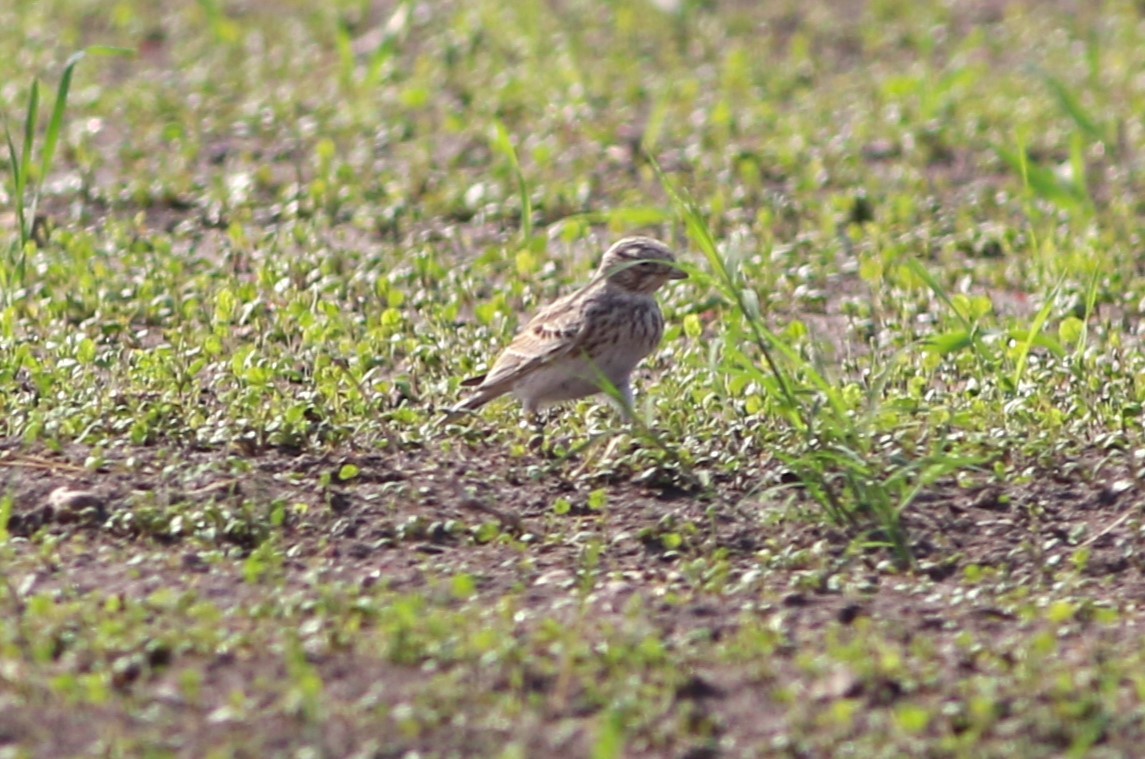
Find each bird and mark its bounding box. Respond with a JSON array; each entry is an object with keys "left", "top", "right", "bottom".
[{"left": 448, "top": 236, "right": 687, "bottom": 422}]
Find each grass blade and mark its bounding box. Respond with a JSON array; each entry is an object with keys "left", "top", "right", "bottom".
[
  {"left": 490, "top": 120, "right": 532, "bottom": 242},
  {"left": 4, "top": 124, "right": 26, "bottom": 248},
  {"left": 994, "top": 144, "right": 1085, "bottom": 212},
  {"left": 924, "top": 329, "right": 975, "bottom": 356},
  {"left": 1043, "top": 73, "right": 1106, "bottom": 145},
  {"left": 8, "top": 81, "right": 40, "bottom": 244},
  {"left": 1011, "top": 280, "right": 1063, "bottom": 388},
  {"left": 27, "top": 55, "right": 76, "bottom": 228},
  {"left": 650, "top": 157, "right": 798, "bottom": 409},
  {"left": 38, "top": 52, "right": 84, "bottom": 187},
  {"left": 20, "top": 79, "right": 39, "bottom": 197},
  {"left": 5, "top": 46, "right": 133, "bottom": 254},
  {"left": 904, "top": 258, "right": 970, "bottom": 330},
  {"left": 1076, "top": 267, "right": 1100, "bottom": 357}
]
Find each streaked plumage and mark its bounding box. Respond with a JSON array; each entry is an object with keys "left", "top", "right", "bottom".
[{"left": 450, "top": 236, "right": 686, "bottom": 418}]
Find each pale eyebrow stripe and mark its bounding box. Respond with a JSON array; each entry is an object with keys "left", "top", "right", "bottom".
[{"left": 619, "top": 246, "right": 657, "bottom": 259}]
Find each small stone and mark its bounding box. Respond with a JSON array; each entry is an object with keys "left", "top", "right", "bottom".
[
  {"left": 47, "top": 487, "right": 106, "bottom": 524},
  {"left": 782, "top": 592, "right": 809, "bottom": 607},
  {"left": 837, "top": 602, "right": 865, "bottom": 624},
  {"left": 182, "top": 552, "right": 208, "bottom": 572}
]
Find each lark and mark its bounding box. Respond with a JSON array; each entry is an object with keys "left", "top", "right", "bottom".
[{"left": 449, "top": 236, "right": 687, "bottom": 421}]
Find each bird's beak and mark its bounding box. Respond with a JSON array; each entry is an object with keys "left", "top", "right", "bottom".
[{"left": 669, "top": 267, "right": 688, "bottom": 280}]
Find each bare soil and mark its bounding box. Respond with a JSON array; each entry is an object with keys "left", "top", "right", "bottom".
[{"left": 3, "top": 437, "right": 1143, "bottom": 757}]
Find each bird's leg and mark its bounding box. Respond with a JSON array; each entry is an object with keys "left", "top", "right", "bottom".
[
  {"left": 599, "top": 431, "right": 625, "bottom": 463},
  {"left": 526, "top": 409, "right": 548, "bottom": 454},
  {"left": 617, "top": 382, "right": 635, "bottom": 421},
  {"left": 598, "top": 382, "right": 636, "bottom": 461},
  {"left": 570, "top": 391, "right": 633, "bottom": 477}
]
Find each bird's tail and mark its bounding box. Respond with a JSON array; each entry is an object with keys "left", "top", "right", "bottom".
[
  {"left": 442, "top": 374, "right": 501, "bottom": 422},
  {"left": 443, "top": 395, "right": 486, "bottom": 421}
]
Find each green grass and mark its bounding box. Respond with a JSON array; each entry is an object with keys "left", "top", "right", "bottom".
[{"left": 4, "top": 0, "right": 1145, "bottom": 755}]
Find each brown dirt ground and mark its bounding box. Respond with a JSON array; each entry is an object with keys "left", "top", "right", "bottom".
[{"left": 2, "top": 435, "right": 1144, "bottom": 756}]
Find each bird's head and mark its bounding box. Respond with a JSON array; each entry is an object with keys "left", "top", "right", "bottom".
[{"left": 596, "top": 236, "right": 687, "bottom": 294}]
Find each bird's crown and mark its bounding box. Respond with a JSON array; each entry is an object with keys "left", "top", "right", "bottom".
[{"left": 596, "top": 236, "right": 686, "bottom": 292}]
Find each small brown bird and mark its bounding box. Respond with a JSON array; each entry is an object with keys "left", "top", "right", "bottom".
[{"left": 450, "top": 236, "right": 687, "bottom": 420}]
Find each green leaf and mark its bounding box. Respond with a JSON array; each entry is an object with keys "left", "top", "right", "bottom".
[
  {"left": 951, "top": 293, "right": 993, "bottom": 322},
  {"left": 451, "top": 573, "right": 477, "bottom": 600},
  {"left": 967, "top": 294, "right": 994, "bottom": 320},
  {"left": 924, "top": 330, "right": 973, "bottom": 355},
  {"left": 515, "top": 248, "right": 538, "bottom": 276},
  {"left": 473, "top": 522, "right": 500, "bottom": 543},
  {"left": 1007, "top": 328, "right": 1066, "bottom": 358},
  {"left": 0, "top": 494, "right": 11, "bottom": 543},
  {"left": 683, "top": 313, "right": 702, "bottom": 339},
  {"left": 895, "top": 704, "right": 932, "bottom": 734},
  {"left": 76, "top": 338, "right": 97, "bottom": 364},
  {"left": 591, "top": 709, "right": 626, "bottom": 759},
  {"left": 1046, "top": 599, "right": 1076, "bottom": 623},
  {"left": 214, "top": 288, "right": 236, "bottom": 323}
]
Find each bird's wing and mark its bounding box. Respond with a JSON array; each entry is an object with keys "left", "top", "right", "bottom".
[{"left": 470, "top": 290, "right": 590, "bottom": 391}]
